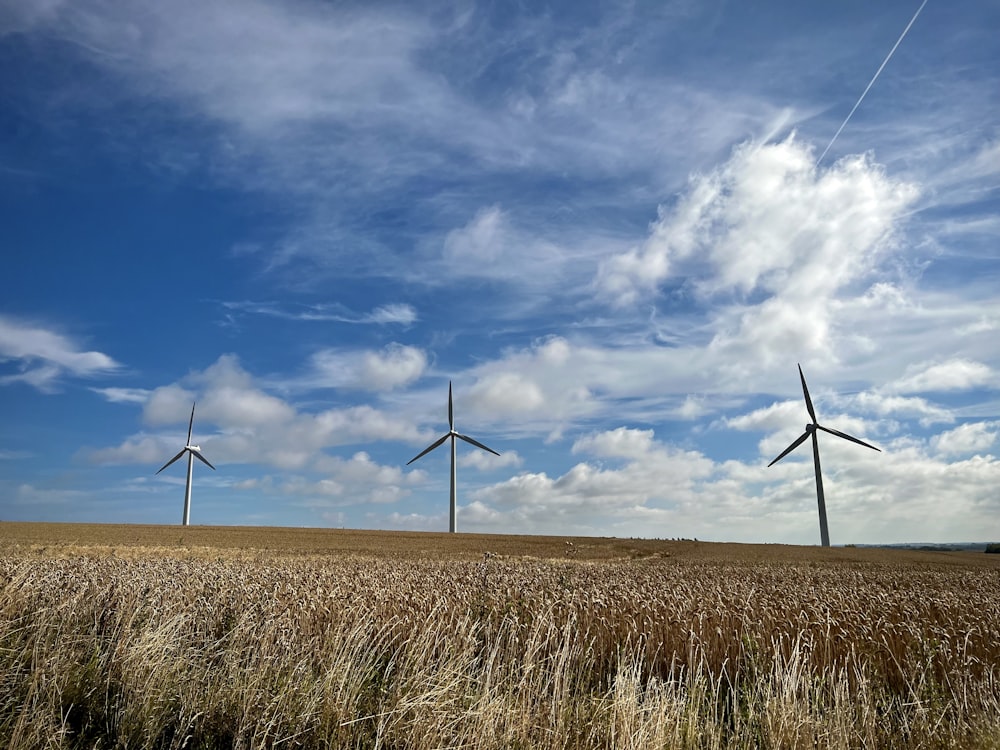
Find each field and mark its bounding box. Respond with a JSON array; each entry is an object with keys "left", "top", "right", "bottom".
[{"left": 1, "top": 523, "right": 998, "bottom": 749}]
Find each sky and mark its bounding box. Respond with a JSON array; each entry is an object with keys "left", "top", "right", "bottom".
[{"left": 1, "top": 0, "right": 998, "bottom": 545}]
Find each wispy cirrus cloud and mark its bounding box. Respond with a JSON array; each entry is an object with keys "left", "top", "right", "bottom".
[
  {"left": 220, "top": 301, "right": 417, "bottom": 326},
  {"left": 91, "top": 387, "right": 151, "bottom": 404},
  {"left": 0, "top": 315, "right": 119, "bottom": 392}
]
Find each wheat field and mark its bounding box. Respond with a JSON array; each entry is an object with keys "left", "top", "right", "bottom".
[{"left": 1, "top": 523, "right": 998, "bottom": 748}]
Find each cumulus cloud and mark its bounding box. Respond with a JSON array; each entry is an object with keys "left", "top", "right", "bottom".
[
  {"left": 931, "top": 422, "right": 997, "bottom": 457},
  {"left": 358, "top": 345, "right": 427, "bottom": 390},
  {"left": 265, "top": 452, "right": 425, "bottom": 506},
  {"left": 468, "top": 373, "right": 546, "bottom": 416},
  {"left": 459, "top": 449, "right": 523, "bottom": 471},
  {"left": 462, "top": 336, "right": 682, "bottom": 431},
  {"left": 725, "top": 394, "right": 886, "bottom": 461},
  {"left": 887, "top": 359, "right": 994, "bottom": 394},
  {"left": 0, "top": 315, "right": 119, "bottom": 392},
  {"left": 595, "top": 137, "right": 919, "bottom": 369},
  {"left": 143, "top": 385, "right": 199, "bottom": 426},
  {"left": 572, "top": 427, "right": 658, "bottom": 460},
  {"left": 470, "top": 428, "right": 716, "bottom": 532},
  {"left": 675, "top": 396, "right": 708, "bottom": 420},
  {"left": 844, "top": 391, "right": 953, "bottom": 427},
  {"left": 458, "top": 426, "right": 998, "bottom": 543},
  {"left": 725, "top": 401, "right": 803, "bottom": 433},
  {"left": 309, "top": 343, "right": 427, "bottom": 391},
  {"left": 87, "top": 354, "right": 432, "bottom": 471},
  {"left": 87, "top": 434, "right": 178, "bottom": 466}
]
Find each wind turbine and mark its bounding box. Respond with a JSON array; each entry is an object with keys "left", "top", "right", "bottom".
[
  {"left": 768, "top": 364, "right": 880, "bottom": 547},
  {"left": 407, "top": 381, "right": 499, "bottom": 533},
  {"left": 156, "top": 402, "right": 215, "bottom": 526}
]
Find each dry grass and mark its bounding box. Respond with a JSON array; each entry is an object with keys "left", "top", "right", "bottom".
[{"left": 1, "top": 523, "right": 998, "bottom": 748}]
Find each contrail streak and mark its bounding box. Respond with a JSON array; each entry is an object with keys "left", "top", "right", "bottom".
[{"left": 817, "top": 0, "right": 929, "bottom": 165}]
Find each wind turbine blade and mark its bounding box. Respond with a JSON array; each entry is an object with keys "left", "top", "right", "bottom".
[
  {"left": 407, "top": 433, "right": 450, "bottom": 465},
  {"left": 456, "top": 432, "right": 500, "bottom": 457},
  {"left": 156, "top": 449, "right": 187, "bottom": 474},
  {"left": 448, "top": 381, "right": 454, "bottom": 431},
  {"left": 767, "top": 431, "right": 810, "bottom": 467},
  {"left": 190, "top": 449, "right": 216, "bottom": 470},
  {"left": 817, "top": 425, "right": 881, "bottom": 452},
  {"left": 798, "top": 364, "right": 817, "bottom": 424},
  {"left": 187, "top": 402, "right": 196, "bottom": 444}
]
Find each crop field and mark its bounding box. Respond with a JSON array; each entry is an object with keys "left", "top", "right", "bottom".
[{"left": 1, "top": 523, "right": 998, "bottom": 749}]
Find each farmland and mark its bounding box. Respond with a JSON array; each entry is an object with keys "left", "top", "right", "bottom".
[{"left": 1, "top": 523, "right": 999, "bottom": 748}]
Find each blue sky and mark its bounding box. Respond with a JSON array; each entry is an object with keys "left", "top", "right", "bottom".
[{"left": 1, "top": 0, "right": 998, "bottom": 544}]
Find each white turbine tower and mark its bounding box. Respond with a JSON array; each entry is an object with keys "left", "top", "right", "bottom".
[
  {"left": 156, "top": 402, "right": 215, "bottom": 526},
  {"left": 407, "top": 381, "right": 499, "bottom": 533},
  {"left": 768, "top": 364, "right": 880, "bottom": 547}
]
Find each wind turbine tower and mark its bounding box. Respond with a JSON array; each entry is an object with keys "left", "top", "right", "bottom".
[
  {"left": 407, "top": 381, "right": 500, "bottom": 533},
  {"left": 156, "top": 402, "right": 216, "bottom": 526},
  {"left": 768, "top": 365, "right": 880, "bottom": 546}
]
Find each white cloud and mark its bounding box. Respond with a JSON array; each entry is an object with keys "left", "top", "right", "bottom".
[
  {"left": 931, "top": 422, "right": 997, "bottom": 457},
  {"left": 459, "top": 427, "right": 999, "bottom": 544},
  {"left": 143, "top": 385, "right": 198, "bottom": 427},
  {"left": 675, "top": 396, "right": 708, "bottom": 420},
  {"left": 91, "top": 387, "right": 151, "bottom": 404},
  {"left": 476, "top": 428, "right": 714, "bottom": 522},
  {"left": 88, "top": 354, "right": 432, "bottom": 471},
  {"left": 87, "top": 434, "right": 176, "bottom": 466},
  {"left": 443, "top": 205, "right": 507, "bottom": 265},
  {"left": 572, "top": 427, "right": 657, "bottom": 460},
  {"left": 429, "top": 205, "right": 582, "bottom": 303},
  {"left": 366, "top": 304, "right": 418, "bottom": 325},
  {"left": 725, "top": 401, "right": 803, "bottom": 433},
  {"left": 888, "top": 359, "right": 994, "bottom": 394},
  {"left": 358, "top": 345, "right": 427, "bottom": 390},
  {"left": 270, "top": 451, "right": 426, "bottom": 506},
  {"left": 0, "top": 315, "right": 119, "bottom": 392},
  {"left": 313, "top": 451, "right": 421, "bottom": 488},
  {"left": 845, "top": 391, "right": 953, "bottom": 427},
  {"left": 595, "top": 137, "right": 919, "bottom": 372},
  {"left": 459, "top": 449, "right": 523, "bottom": 471},
  {"left": 309, "top": 343, "right": 427, "bottom": 391},
  {"left": 597, "top": 137, "right": 916, "bottom": 303},
  {"left": 468, "top": 373, "right": 546, "bottom": 417},
  {"left": 221, "top": 301, "right": 417, "bottom": 326},
  {"left": 724, "top": 395, "right": 886, "bottom": 462}
]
